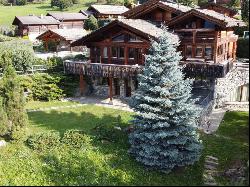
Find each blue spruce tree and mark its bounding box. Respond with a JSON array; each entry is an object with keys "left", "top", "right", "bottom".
[{"left": 129, "top": 26, "right": 202, "bottom": 173}]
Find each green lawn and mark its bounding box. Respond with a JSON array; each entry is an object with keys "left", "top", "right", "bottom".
[
  {"left": 25, "top": 100, "right": 80, "bottom": 110},
  {"left": 0, "top": 0, "right": 97, "bottom": 26},
  {"left": 0, "top": 102, "right": 249, "bottom": 186}
]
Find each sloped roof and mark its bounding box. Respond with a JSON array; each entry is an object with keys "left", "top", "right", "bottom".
[
  {"left": 167, "top": 8, "right": 246, "bottom": 28},
  {"left": 87, "top": 4, "right": 129, "bottom": 15},
  {"left": 12, "top": 15, "right": 60, "bottom": 25},
  {"left": 79, "top": 10, "right": 93, "bottom": 16},
  {"left": 46, "top": 13, "right": 88, "bottom": 21},
  {"left": 122, "top": 0, "right": 192, "bottom": 18},
  {"left": 71, "top": 18, "right": 178, "bottom": 46},
  {"left": 200, "top": 3, "right": 237, "bottom": 16},
  {"left": 36, "top": 28, "right": 90, "bottom": 41}
]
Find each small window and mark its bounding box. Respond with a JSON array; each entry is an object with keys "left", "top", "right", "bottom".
[
  {"left": 196, "top": 46, "right": 203, "bottom": 57},
  {"left": 129, "top": 48, "right": 135, "bottom": 59},
  {"left": 186, "top": 45, "right": 192, "bottom": 58},
  {"left": 118, "top": 47, "right": 124, "bottom": 58},
  {"left": 103, "top": 47, "right": 108, "bottom": 58},
  {"left": 112, "top": 34, "right": 125, "bottom": 42},
  {"left": 129, "top": 35, "right": 142, "bottom": 42},
  {"left": 112, "top": 47, "right": 117, "bottom": 58},
  {"left": 205, "top": 46, "right": 213, "bottom": 59}
]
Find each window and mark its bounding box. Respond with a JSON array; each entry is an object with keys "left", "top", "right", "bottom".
[
  {"left": 186, "top": 45, "right": 192, "bottom": 58},
  {"left": 112, "top": 47, "right": 117, "bottom": 58},
  {"left": 103, "top": 47, "right": 108, "bottom": 58},
  {"left": 191, "top": 21, "right": 196, "bottom": 29},
  {"left": 129, "top": 48, "right": 135, "bottom": 59},
  {"left": 112, "top": 34, "right": 125, "bottom": 42},
  {"left": 196, "top": 46, "right": 203, "bottom": 57},
  {"left": 118, "top": 47, "right": 124, "bottom": 58},
  {"left": 129, "top": 35, "right": 142, "bottom": 42},
  {"left": 205, "top": 46, "right": 213, "bottom": 59},
  {"left": 112, "top": 47, "right": 124, "bottom": 59}
]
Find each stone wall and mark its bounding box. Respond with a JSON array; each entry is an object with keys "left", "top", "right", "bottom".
[{"left": 214, "top": 66, "right": 249, "bottom": 108}]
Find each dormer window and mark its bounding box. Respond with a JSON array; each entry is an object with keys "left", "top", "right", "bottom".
[{"left": 112, "top": 34, "right": 125, "bottom": 42}]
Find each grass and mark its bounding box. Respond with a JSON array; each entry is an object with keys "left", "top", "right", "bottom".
[
  {"left": 0, "top": 0, "right": 97, "bottom": 26},
  {"left": 25, "top": 100, "right": 80, "bottom": 110},
  {"left": 0, "top": 101, "right": 249, "bottom": 186}
]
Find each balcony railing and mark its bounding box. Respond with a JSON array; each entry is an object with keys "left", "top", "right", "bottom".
[
  {"left": 64, "top": 60, "right": 143, "bottom": 78},
  {"left": 64, "top": 59, "right": 233, "bottom": 79}
]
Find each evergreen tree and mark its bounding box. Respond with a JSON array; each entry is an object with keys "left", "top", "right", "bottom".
[
  {"left": 1, "top": 65, "right": 28, "bottom": 140},
  {"left": 241, "top": 0, "right": 249, "bottom": 22},
  {"left": 128, "top": 26, "right": 202, "bottom": 173},
  {"left": 84, "top": 15, "right": 99, "bottom": 31},
  {"left": 0, "top": 97, "right": 9, "bottom": 137}
]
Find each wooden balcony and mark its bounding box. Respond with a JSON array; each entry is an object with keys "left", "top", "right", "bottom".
[
  {"left": 181, "top": 60, "right": 234, "bottom": 78},
  {"left": 64, "top": 60, "right": 143, "bottom": 78},
  {"left": 64, "top": 59, "right": 233, "bottom": 79}
]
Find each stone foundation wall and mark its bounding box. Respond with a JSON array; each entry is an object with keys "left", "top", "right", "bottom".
[{"left": 214, "top": 66, "right": 249, "bottom": 108}]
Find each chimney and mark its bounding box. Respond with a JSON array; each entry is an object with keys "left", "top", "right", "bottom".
[{"left": 40, "top": 14, "right": 44, "bottom": 19}]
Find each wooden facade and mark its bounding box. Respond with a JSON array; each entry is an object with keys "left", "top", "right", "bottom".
[
  {"left": 46, "top": 13, "right": 88, "bottom": 29},
  {"left": 12, "top": 16, "right": 60, "bottom": 36},
  {"left": 200, "top": 3, "right": 237, "bottom": 17},
  {"left": 36, "top": 29, "right": 88, "bottom": 52},
  {"left": 66, "top": 1, "right": 246, "bottom": 100}
]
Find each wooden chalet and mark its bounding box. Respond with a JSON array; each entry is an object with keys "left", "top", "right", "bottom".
[
  {"left": 166, "top": 9, "right": 245, "bottom": 65},
  {"left": 46, "top": 13, "right": 88, "bottom": 29},
  {"left": 64, "top": 1, "right": 246, "bottom": 101},
  {"left": 84, "top": 5, "right": 129, "bottom": 19},
  {"left": 36, "top": 28, "right": 89, "bottom": 52},
  {"left": 200, "top": 3, "right": 238, "bottom": 17},
  {"left": 122, "top": 0, "right": 192, "bottom": 23},
  {"left": 12, "top": 15, "right": 60, "bottom": 36}
]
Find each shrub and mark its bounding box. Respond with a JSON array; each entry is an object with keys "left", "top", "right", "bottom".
[
  {"left": 58, "top": 0, "right": 73, "bottom": 10},
  {"left": 0, "top": 65, "right": 28, "bottom": 141},
  {"left": 237, "top": 38, "right": 249, "bottom": 58},
  {"left": 84, "top": 15, "right": 99, "bottom": 31},
  {"left": 27, "top": 132, "right": 61, "bottom": 151},
  {"left": 0, "top": 97, "right": 9, "bottom": 137},
  {"left": 61, "top": 130, "right": 92, "bottom": 148},
  {"left": 31, "top": 73, "right": 64, "bottom": 101},
  {"left": 0, "top": 0, "right": 8, "bottom": 5},
  {"left": 0, "top": 39, "right": 35, "bottom": 72},
  {"left": 16, "top": 0, "right": 27, "bottom": 5},
  {"left": 0, "top": 25, "right": 16, "bottom": 37}
]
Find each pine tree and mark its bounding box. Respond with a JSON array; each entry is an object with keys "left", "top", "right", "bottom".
[
  {"left": 0, "top": 97, "right": 9, "bottom": 137},
  {"left": 128, "top": 26, "right": 202, "bottom": 173},
  {"left": 1, "top": 65, "right": 28, "bottom": 140},
  {"left": 241, "top": 0, "right": 249, "bottom": 22}
]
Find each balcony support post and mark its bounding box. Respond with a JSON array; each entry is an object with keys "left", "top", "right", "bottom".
[{"left": 108, "top": 77, "right": 113, "bottom": 104}]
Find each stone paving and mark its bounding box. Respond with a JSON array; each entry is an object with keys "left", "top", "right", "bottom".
[
  {"left": 202, "top": 108, "right": 226, "bottom": 134},
  {"left": 203, "top": 156, "right": 219, "bottom": 186}
]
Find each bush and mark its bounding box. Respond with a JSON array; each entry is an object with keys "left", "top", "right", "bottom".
[
  {"left": 30, "top": 73, "right": 65, "bottom": 101},
  {"left": 0, "top": 39, "right": 35, "bottom": 72},
  {"left": 0, "top": 0, "right": 8, "bottom": 5},
  {"left": 61, "top": 130, "right": 92, "bottom": 148},
  {"left": 16, "top": 0, "right": 27, "bottom": 5},
  {"left": 27, "top": 132, "right": 61, "bottom": 151},
  {"left": 234, "top": 26, "right": 249, "bottom": 37},
  {"left": 84, "top": 15, "right": 99, "bottom": 31},
  {"left": 237, "top": 38, "right": 249, "bottom": 58},
  {"left": 0, "top": 25, "right": 16, "bottom": 37}
]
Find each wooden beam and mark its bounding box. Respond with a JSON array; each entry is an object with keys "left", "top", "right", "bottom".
[
  {"left": 79, "top": 74, "right": 85, "bottom": 96},
  {"left": 109, "top": 77, "right": 113, "bottom": 103},
  {"left": 124, "top": 46, "right": 128, "bottom": 65}
]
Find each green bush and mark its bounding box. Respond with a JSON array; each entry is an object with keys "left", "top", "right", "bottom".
[
  {"left": 237, "top": 38, "right": 249, "bottom": 58},
  {"left": 234, "top": 26, "right": 249, "bottom": 37},
  {"left": 0, "top": 25, "right": 16, "bottom": 37},
  {"left": 61, "top": 130, "right": 92, "bottom": 148},
  {"left": 0, "top": 39, "right": 35, "bottom": 72},
  {"left": 0, "top": 0, "right": 8, "bottom": 5},
  {"left": 84, "top": 15, "right": 99, "bottom": 31},
  {"left": 31, "top": 73, "right": 64, "bottom": 101},
  {"left": 16, "top": 0, "right": 27, "bottom": 5},
  {"left": 27, "top": 132, "right": 61, "bottom": 151}
]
